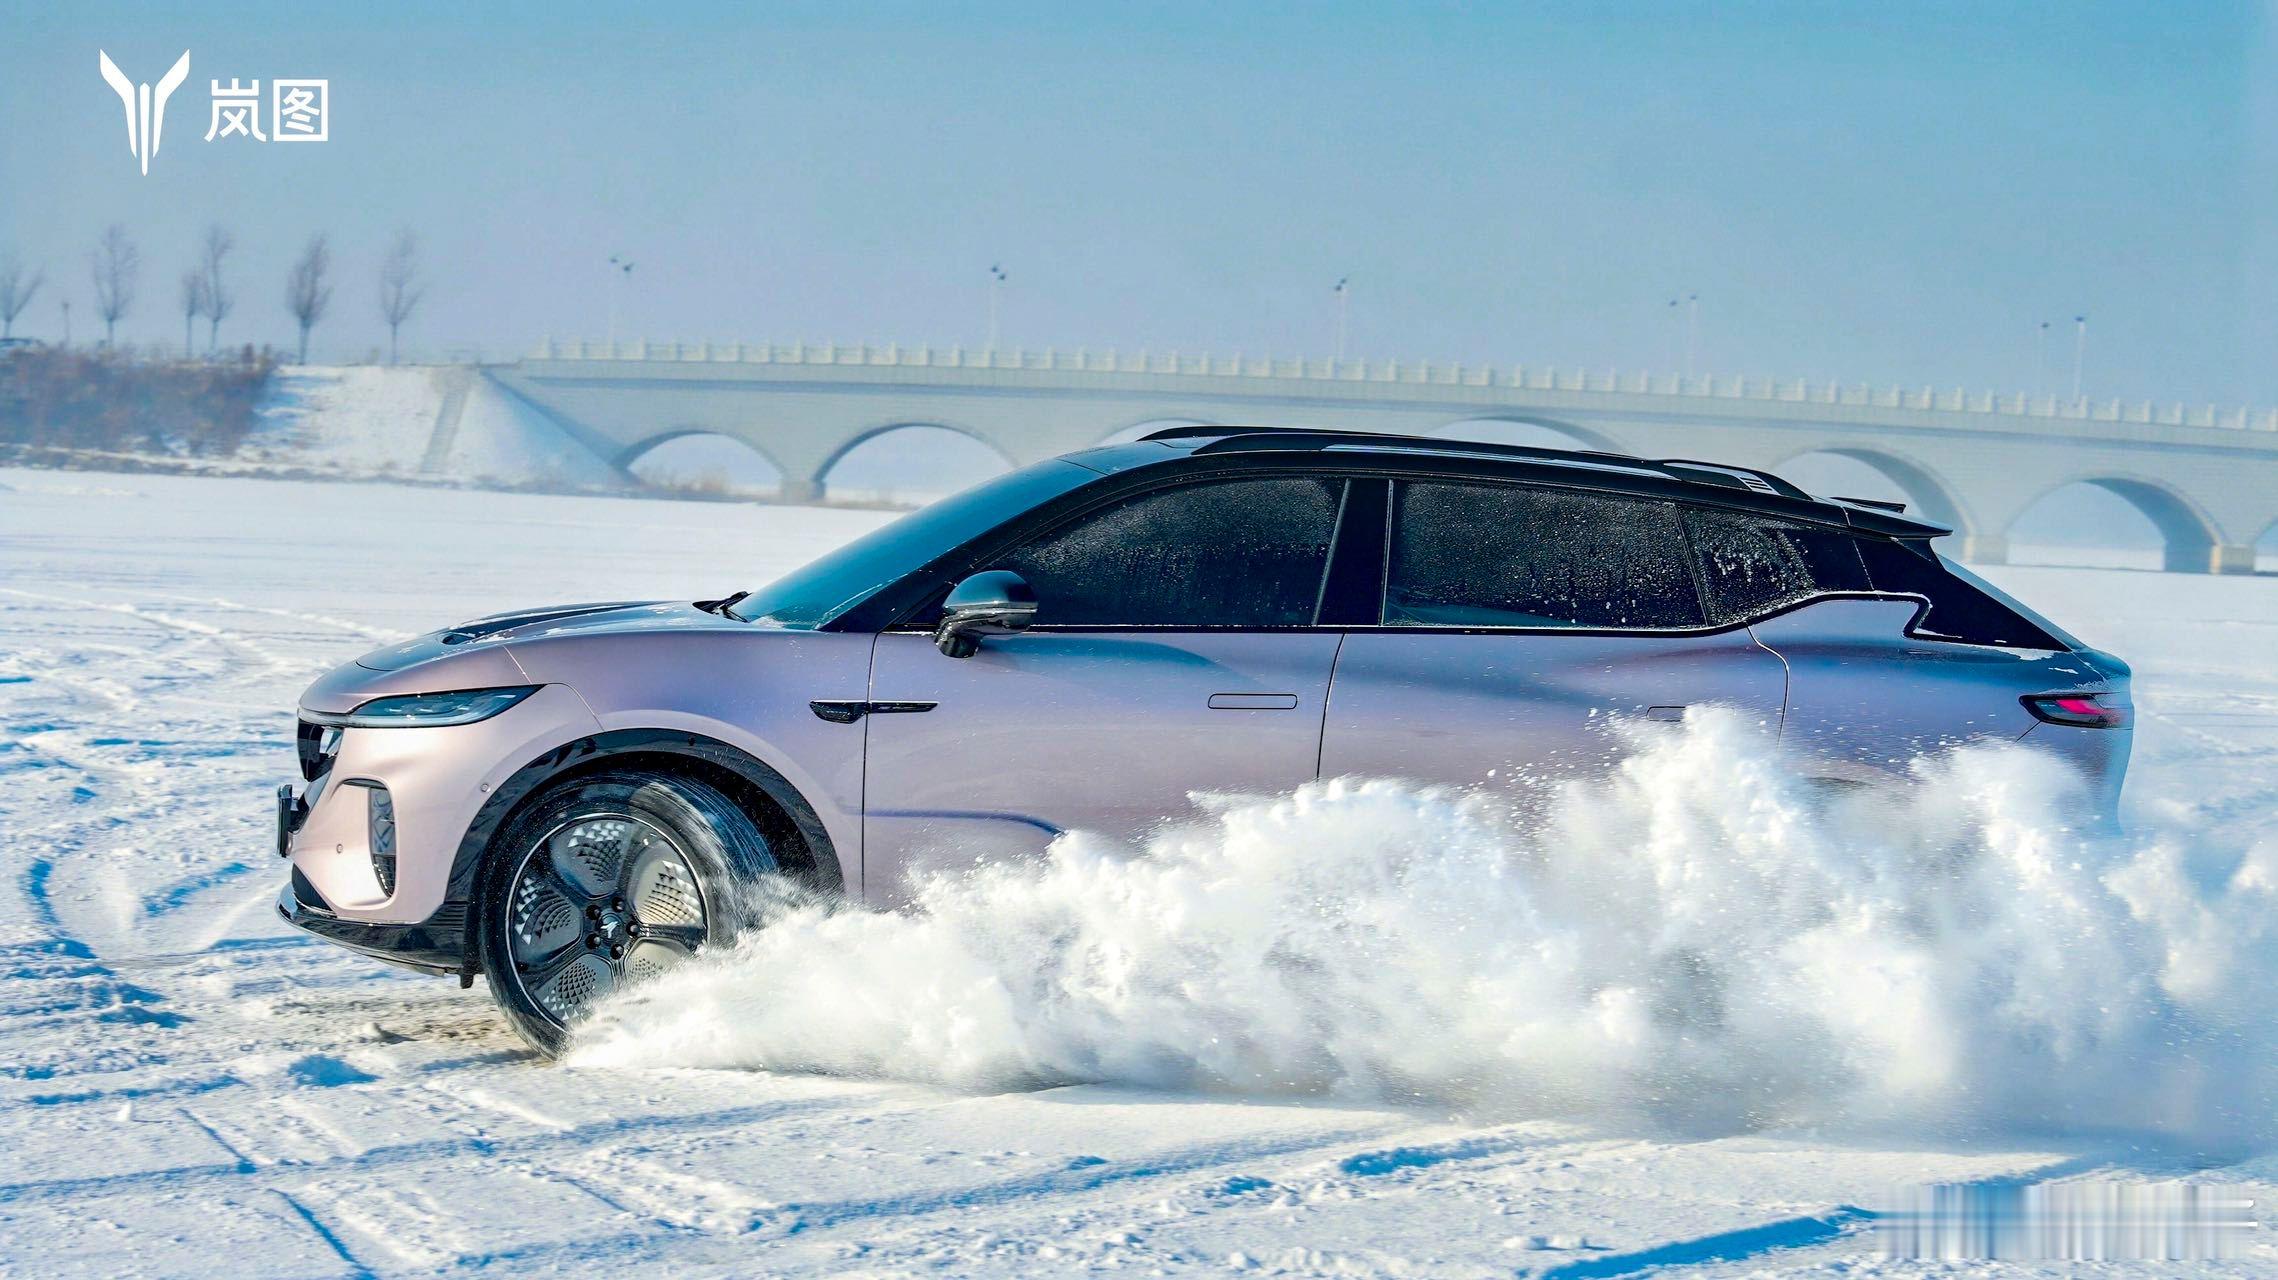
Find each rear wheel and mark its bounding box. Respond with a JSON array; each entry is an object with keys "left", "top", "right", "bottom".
[{"left": 476, "top": 768, "right": 776, "bottom": 1056}]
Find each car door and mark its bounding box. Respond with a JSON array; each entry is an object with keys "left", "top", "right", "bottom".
[
  {"left": 860, "top": 473, "right": 1350, "bottom": 905},
  {"left": 1319, "top": 479, "right": 1789, "bottom": 787}
]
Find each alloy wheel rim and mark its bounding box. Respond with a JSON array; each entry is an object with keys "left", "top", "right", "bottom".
[{"left": 504, "top": 811, "right": 709, "bottom": 1026}]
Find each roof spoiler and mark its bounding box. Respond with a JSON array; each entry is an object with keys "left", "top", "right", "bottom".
[{"left": 1833, "top": 495, "right": 1908, "bottom": 514}]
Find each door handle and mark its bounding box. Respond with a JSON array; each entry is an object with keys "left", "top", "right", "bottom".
[
  {"left": 1208, "top": 693, "right": 1300, "bottom": 711},
  {"left": 810, "top": 699, "right": 938, "bottom": 724}
]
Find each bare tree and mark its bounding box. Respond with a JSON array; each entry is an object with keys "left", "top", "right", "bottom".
[
  {"left": 178, "top": 268, "right": 209, "bottom": 358},
  {"left": 0, "top": 255, "right": 45, "bottom": 339},
  {"left": 377, "top": 229, "right": 424, "bottom": 364},
  {"left": 284, "top": 234, "right": 333, "bottom": 364},
  {"left": 197, "top": 225, "right": 234, "bottom": 353},
  {"left": 91, "top": 225, "right": 139, "bottom": 347}
]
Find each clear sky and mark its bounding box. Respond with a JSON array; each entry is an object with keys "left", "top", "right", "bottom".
[{"left": 2, "top": 1, "right": 2270, "bottom": 405}]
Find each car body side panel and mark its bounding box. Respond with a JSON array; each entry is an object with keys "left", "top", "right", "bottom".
[
  {"left": 1319, "top": 630, "right": 1788, "bottom": 785},
  {"left": 501, "top": 628, "right": 875, "bottom": 891},
  {"left": 1749, "top": 596, "right": 2127, "bottom": 794},
  {"left": 862, "top": 629, "right": 1342, "bottom": 907},
  {"left": 2017, "top": 720, "right": 2133, "bottom": 813}
]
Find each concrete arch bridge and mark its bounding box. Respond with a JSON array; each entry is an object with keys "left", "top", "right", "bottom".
[{"left": 484, "top": 340, "right": 2278, "bottom": 573}]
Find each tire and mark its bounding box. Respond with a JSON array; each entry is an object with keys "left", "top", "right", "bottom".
[{"left": 476, "top": 768, "right": 778, "bottom": 1056}]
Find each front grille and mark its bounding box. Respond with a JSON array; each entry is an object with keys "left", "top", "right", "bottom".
[
  {"left": 296, "top": 719, "right": 340, "bottom": 781},
  {"left": 366, "top": 784, "right": 397, "bottom": 897}
]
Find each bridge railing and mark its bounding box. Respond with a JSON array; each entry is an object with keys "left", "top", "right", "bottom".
[{"left": 530, "top": 338, "right": 2278, "bottom": 433}]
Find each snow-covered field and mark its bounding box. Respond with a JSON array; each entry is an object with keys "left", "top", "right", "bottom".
[{"left": 5, "top": 466, "right": 2278, "bottom": 1278}]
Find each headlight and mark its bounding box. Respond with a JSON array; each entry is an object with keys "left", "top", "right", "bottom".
[{"left": 305, "top": 685, "right": 539, "bottom": 728}]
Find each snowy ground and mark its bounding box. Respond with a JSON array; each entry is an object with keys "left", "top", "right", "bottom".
[{"left": 4, "top": 467, "right": 2278, "bottom": 1277}]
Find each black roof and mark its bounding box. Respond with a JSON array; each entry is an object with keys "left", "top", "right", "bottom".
[{"left": 1099, "top": 424, "right": 1949, "bottom": 538}]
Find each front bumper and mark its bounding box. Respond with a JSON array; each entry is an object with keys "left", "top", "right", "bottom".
[
  {"left": 276, "top": 870, "right": 468, "bottom": 976},
  {"left": 280, "top": 682, "right": 601, "bottom": 924}
]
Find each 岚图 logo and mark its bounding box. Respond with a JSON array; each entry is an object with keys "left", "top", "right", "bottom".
[
  {"left": 97, "top": 50, "right": 191, "bottom": 176},
  {"left": 96, "top": 49, "right": 331, "bottom": 174}
]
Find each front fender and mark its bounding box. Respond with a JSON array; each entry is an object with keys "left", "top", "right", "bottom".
[{"left": 439, "top": 727, "right": 852, "bottom": 937}]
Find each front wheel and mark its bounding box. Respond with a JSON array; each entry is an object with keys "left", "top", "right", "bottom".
[{"left": 476, "top": 768, "right": 776, "bottom": 1056}]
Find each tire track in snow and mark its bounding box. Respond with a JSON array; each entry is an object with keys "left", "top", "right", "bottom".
[
  {"left": 0, "top": 1098, "right": 856, "bottom": 1205},
  {"left": 141, "top": 592, "right": 409, "bottom": 643},
  {"left": 0, "top": 603, "right": 296, "bottom": 957}
]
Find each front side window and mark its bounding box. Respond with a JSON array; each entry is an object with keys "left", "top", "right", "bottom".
[
  {"left": 1686, "top": 507, "right": 1871, "bottom": 625},
  {"left": 989, "top": 476, "right": 1343, "bottom": 626},
  {"left": 1385, "top": 481, "right": 1705, "bottom": 629}
]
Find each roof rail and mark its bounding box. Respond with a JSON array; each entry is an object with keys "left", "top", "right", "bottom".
[
  {"left": 1653, "top": 458, "right": 1811, "bottom": 500},
  {"left": 1136, "top": 424, "right": 1264, "bottom": 444},
  {"left": 1136, "top": 424, "right": 1833, "bottom": 508},
  {"left": 1144, "top": 424, "right": 1655, "bottom": 469}
]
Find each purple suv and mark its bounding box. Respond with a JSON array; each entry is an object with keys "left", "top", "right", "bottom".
[{"left": 277, "top": 426, "right": 2131, "bottom": 1053}]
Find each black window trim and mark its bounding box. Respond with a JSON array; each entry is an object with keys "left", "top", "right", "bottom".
[{"left": 850, "top": 456, "right": 2064, "bottom": 650}]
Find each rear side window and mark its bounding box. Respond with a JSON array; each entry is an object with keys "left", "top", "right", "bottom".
[
  {"left": 1854, "top": 538, "right": 2066, "bottom": 649},
  {"left": 992, "top": 476, "right": 1342, "bottom": 626},
  {"left": 1386, "top": 482, "right": 1705, "bottom": 629},
  {"left": 1686, "top": 508, "right": 1870, "bottom": 625}
]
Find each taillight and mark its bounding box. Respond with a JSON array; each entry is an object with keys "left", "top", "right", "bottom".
[{"left": 2023, "top": 692, "right": 2130, "bottom": 729}]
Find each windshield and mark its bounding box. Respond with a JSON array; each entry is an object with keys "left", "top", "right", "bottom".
[{"left": 729, "top": 459, "right": 1100, "bottom": 627}]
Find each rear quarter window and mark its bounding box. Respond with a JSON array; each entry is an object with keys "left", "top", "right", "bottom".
[{"left": 1685, "top": 508, "right": 1870, "bottom": 625}]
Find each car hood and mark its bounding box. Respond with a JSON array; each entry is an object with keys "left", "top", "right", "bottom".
[
  {"left": 300, "top": 599, "right": 742, "bottom": 716},
  {"left": 351, "top": 600, "right": 741, "bottom": 672}
]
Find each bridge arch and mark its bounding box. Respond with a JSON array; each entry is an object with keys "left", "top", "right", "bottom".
[
  {"left": 1432, "top": 416, "right": 1628, "bottom": 454},
  {"left": 613, "top": 428, "right": 787, "bottom": 479},
  {"left": 814, "top": 421, "right": 1017, "bottom": 505},
  {"left": 2005, "top": 473, "right": 2228, "bottom": 573},
  {"left": 1769, "top": 446, "right": 1975, "bottom": 538},
  {"left": 614, "top": 429, "right": 790, "bottom": 498}
]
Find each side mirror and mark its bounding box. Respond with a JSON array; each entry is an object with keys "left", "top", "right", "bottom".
[{"left": 934, "top": 570, "right": 1037, "bottom": 658}]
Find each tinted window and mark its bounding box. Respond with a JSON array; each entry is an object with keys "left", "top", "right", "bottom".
[
  {"left": 1855, "top": 538, "right": 2066, "bottom": 649},
  {"left": 1686, "top": 508, "right": 1870, "bottom": 624},
  {"left": 1386, "top": 482, "right": 1705, "bottom": 629},
  {"left": 991, "top": 476, "right": 1342, "bottom": 626}
]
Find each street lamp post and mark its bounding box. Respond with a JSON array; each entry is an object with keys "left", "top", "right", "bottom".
[
  {"left": 607, "top": 256, "right": 635, "bottom": 353},
  {"left": 1333, "top": 277, "right": 1349, "bottom": 363},
  {"left": 1684, "top": 293, "right": 1700, "bottom": 381},
  {"left": 2034, "top": 320, "right": 2050, "bottom": 399},
  {"left": 986, "top": 264, "right": 1007, "bottom": 352},
  {"left": 2071, "top": 315, "right": 2087, "bottom": 403}
]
